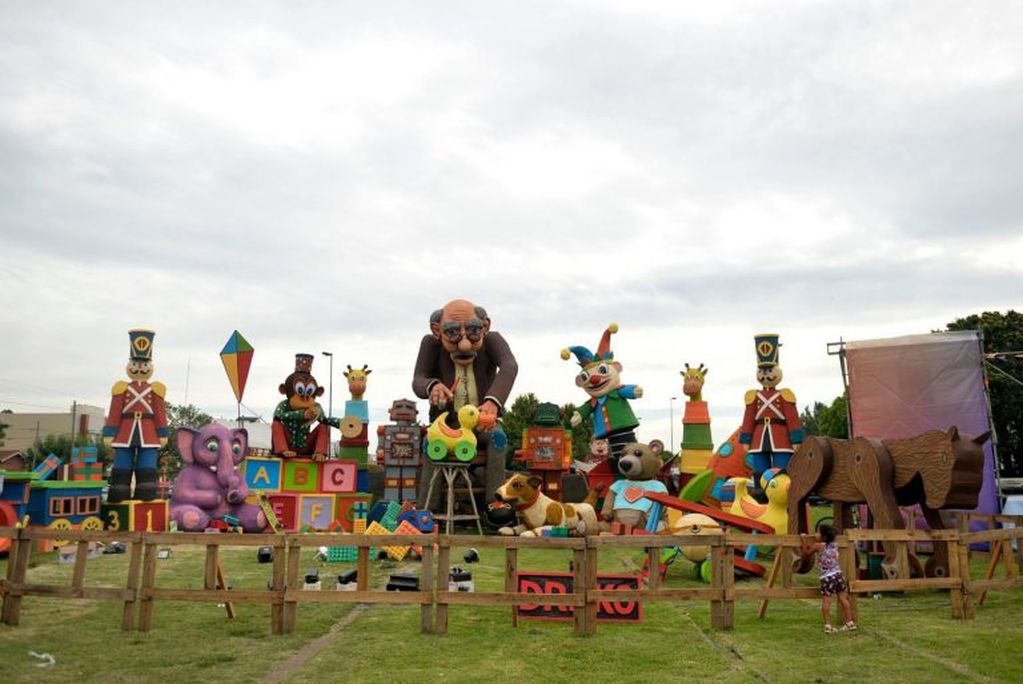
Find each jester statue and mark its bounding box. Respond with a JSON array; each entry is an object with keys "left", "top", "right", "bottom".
[
  {"left": 103, "top": 329, "right": 170, "bottom": 503},
  {"left": 272, "top": 353, "right": 343, "bottom": 461},
  {"left": 413, "top": 299, "right": 518, "bottom": 503},
  {"left": 739, "top": 333, "right": 804, "bottom": 502},
  {"left": 562, "top": 323, "right": 644, "bottom": 465}
]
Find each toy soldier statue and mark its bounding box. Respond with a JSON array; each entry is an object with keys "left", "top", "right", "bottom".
[
  {"left": 739, "top": 333, "right": 804, "bottom": 502},
  {"left": 103, "top": 329, "right": 169, "bottom": 502}
]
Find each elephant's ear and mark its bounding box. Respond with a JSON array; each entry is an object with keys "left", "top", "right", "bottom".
[
  {"left": 232, "top": 428, "right": 249, "bottom": 464},
  {"left": 177, "top": 427, "right": 200, "bottom": 463}
]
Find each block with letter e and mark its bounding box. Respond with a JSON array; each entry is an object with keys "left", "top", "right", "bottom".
[{"left": 268, "top": 493, "right": 298, "bottom": 531}]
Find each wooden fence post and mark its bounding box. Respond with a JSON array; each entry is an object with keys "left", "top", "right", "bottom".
[
  {"left": 1, "top": 527, "right": 31, "bottom": 625},
  {"left": 420, "top": 541, "right": 434, "bottom": 634},
  {"left": 506, "top": 547, "right": 519, "bottom": 628},
  {"left": 435, "top": 538, "right": 450, "bottom": 634},
  {"left": 270, "top": 538, "right": 286, "bottom": 635},
  {"left": 947, "top": 532, "right": 964, "bottom": 620},
  {"left": 121, "top": 534, "right": 143, "bottom": 631},
  {"left": 137, "top": 540, "right": 158, "bottom": 632},
  {"left": 283, "top": 537, "right": 301, "bottom": 634},
  {"left": 584, "top": 545, "right": 598, "bottom": 635},
  {"left": 840, "top": 537, "right": 858, "bottom": 623},
  {"left": 573, "top": 546, "right": 588, "bottom": 635},
  {"left": 709, "top": 535, "right": 734, "bottom": 630}
]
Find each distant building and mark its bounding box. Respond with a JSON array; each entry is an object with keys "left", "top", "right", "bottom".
[
  {"left": 0, "top": 404, "right": 106, "bottom": 452},
  {"left": 0, "top": 450, "right": 27, "bottom": 471}
]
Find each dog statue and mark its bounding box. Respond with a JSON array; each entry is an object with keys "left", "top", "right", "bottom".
[{"left": 494, "top": 473, "right": 603, "bottom": 536}]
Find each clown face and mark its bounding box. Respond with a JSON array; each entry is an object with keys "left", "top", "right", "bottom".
[
  {"left": 756, "top": 365, "right": 784, "bottom": 389},
  {"left": 126, "top": 360, "right": 153, "bottom": 382},
  {"left": 576, "top": 360, "right": 622, "bottom": 398},
  {"left": 433, "top": 299, "right": 489, "bottom": 367}
]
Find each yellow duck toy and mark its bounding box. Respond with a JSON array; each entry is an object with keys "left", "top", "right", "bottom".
[
  {"left": 723, "top": 467, "right": 789, "bottom": 535},
  {"left": 426, "top": 404, "right": 480, "bottom": 462}
]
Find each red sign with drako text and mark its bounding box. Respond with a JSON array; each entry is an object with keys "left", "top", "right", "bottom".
[{"left": 514, "top": 572, "right": 642, "bottom": 623}]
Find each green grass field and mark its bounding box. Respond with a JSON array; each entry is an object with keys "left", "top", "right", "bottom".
[{"left": 1, "top": 541, "right": 1020, "bottom": 683}]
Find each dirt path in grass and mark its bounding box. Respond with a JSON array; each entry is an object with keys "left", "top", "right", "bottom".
[
  {"left": 262, "top": 604, "right": 371, "bottom": 684},
  {"left": 673, "top": 605, "right": 774, "bottom": 683}
]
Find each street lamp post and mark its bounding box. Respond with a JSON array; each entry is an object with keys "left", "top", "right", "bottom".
[
  {"left": 321, "top": 351, "right": 334, "bottom": 417},
  {"left": 669, "top": 396, "right": 677, "bottom": 454}
]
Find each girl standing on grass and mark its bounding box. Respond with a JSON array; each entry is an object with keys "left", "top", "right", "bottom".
[{"left": 802, "top": 524, "right": 857, "bottom": 633}]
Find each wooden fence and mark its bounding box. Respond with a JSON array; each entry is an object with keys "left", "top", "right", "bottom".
[{"left": 2, "top": 523, "right": 1022, "bottom": 636}]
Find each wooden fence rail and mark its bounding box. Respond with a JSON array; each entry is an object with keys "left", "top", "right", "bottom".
[{"left": 3, "top": 524, "right": 1023, "bottom": 636}]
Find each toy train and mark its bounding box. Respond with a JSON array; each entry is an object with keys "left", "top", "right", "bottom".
[{"left": 0, "top": 471, "right": 108, "bottom": 547}]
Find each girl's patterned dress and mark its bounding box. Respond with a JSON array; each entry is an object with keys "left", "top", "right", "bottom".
[{"left": 818, "top": 541, "right": 847, "bottom": 596}]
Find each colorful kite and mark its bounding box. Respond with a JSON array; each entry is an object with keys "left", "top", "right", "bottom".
[{"left": 220, "top": 330, "right": 254, "bottom": 403}]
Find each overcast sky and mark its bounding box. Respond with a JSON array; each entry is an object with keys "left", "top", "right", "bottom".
[{"left": 1, "top": 1, "right": 1020, "bottom": 448}]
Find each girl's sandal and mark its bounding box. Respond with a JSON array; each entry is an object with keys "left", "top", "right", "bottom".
[
  {"left": 824, "top": 624, "right": 835, "bottom": 634},
  {"left": 840, "top": 622, "right": 857, "bottom": 631}
]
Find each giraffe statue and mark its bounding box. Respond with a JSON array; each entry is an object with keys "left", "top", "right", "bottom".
[
  {"left": 344, "top": 364, "right": 372, "bottom": 400},
  {"left": 680, "top": 363, "right": 714, "bottom": 478}
]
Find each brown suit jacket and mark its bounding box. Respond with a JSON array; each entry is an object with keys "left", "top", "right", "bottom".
[{"left": 412, "top": 331, "right": 518, "bottom": 421}]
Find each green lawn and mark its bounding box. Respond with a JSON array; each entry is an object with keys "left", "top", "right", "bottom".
[{"left": 1, "top": 541, "right": 1019, "bottom": 683}]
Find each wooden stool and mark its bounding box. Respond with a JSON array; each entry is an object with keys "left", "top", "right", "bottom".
[{"left": 425, "top": 462, "right": 483, "bottom": 535}]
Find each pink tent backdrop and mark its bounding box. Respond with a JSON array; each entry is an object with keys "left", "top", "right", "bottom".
[{"left": 845, "top": 331, "right": 998, "bottom": 514}]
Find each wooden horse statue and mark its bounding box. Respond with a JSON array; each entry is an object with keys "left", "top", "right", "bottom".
[{"left": 787, "top": 426, "right": 990, "bottom": 578}]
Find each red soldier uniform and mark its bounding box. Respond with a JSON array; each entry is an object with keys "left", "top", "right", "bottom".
[
  {"left": 740, "top": 387, "right": 803, "bottom": 455},
  {"left": 104, "top": 380, "right": 169, "bottom": 449}
]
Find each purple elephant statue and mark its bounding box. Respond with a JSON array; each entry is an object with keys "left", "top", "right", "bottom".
[{"left": 170, "top": 424, "right": 268, "bottom": 533}]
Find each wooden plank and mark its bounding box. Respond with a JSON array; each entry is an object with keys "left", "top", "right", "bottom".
[
  {"left": 121, "top": 539, "right": 143, "bottom": 631},
  {"left": 845, "top": 528, "right": 956, "bottom": 542},
  {"left": 963, "top": 528, "right": 1023, "bottom": 545},
  {"left": 143, "top": 588, "right": 276, "bottom": 603},
  {"left": 841, "top": 539, "right": 858, "bottom": 623},
  {"left": 849, "top": 577, "right": 961, "bottom": 592},
  {"left": 976, "top": 541, "right": 1002, "bottom": 606},
  {"left": 756, "top": 552, "right": 783, "bottom": 619},
  {"left": 959, "top": 538, "right": 975, "bottom": 619},
  {"left": 137, "top": 543, "right": 158, "bottom": 632},
  {"left": 9, "top": 585, "right": 133, "bottom": 600},
  {"left": 734, "top": 587, "right": 821, "bottom": 600},
  {"left": 141, "top": 532, "right": 282, "bottom": 546},
  {"left": 721, "top": 539, "right": 735, "bottom": 628},
  {"left": 420, "top": 543, "right": 434, "bottom": 634},
  {"left": 589, "top": 588, "right": 719, "bottom": 602},
  {"left": 709, "top": 541, "right": 726, "bottom": 629},
  {"left": 7, "top": 528, "right": 33, "bottom": 626},
  {"left": 967, "top": 577, "right": 1023, "bottom": 592},
  {"left": 216, "top": 562, "right": 236, "bottom": 619},
  {"left": 1002, "top": 540, "right": 1016, "bottom": 578},
  {"left": 441, "top": 592, "right": 586, "bottom": 607},
  {"left": 507, "top": 547, "right": 519, "bottom": 628},
  {"left": 436, "top": 544, "right": 450, "bottom": 634},
  {"left": 2, "top": 528, "right": 25, "bottom": 625},
  {"left": 285, "top": 590, "right": 432, "bottom": 604},
  {"left": 70, "top": 540, "right": 90, "bottom": 591},
  {"left": 586, "top": 533, "right": 723, "bottom": 549}
]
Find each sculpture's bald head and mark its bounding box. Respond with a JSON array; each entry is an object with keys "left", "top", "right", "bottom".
[{"left": 430, "top": 299, "right": 491, "bottom": 366}]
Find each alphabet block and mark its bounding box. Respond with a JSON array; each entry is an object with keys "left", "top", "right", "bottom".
[
  {"left": 102, "top": 502, "right": 132, "bottom": 532},
  {"left": 321, "top": 460, "right": 358, "bottom": 494},
  {"left": 282, "top": 459, "right": 320, "bottom": 493},
  {"left": 268, "top": 493, "right": 299, "bottom": 531},
  {"left": 244, "top": 457, "right": 282, "bottom": 492},
  {"left": 334, "top": 493, "right": 372, "bottom": 532},
  {"left": 299, "top": 494, "right": 335, "bottom": 530}
]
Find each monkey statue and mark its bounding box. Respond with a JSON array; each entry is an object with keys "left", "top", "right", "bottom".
[{"left": 272, "top": 353, "right": 342, "bottom": 461}]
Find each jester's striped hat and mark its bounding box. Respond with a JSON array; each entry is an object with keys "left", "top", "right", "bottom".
[{"left": 560, "top": 323, "right": 619, "bottom": 368}]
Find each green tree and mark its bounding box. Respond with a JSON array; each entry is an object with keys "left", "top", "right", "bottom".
[
  {"left": 159, "top": 403, "right": 215, "bottom": 480},
  {"left": 501, "top": 393, "right": 541, "bottom": 469},
  {"left": 562, "top": 402, "right": 594, "bottom": 460},
  {"left": 946, "top": 310, "right": 1023, "bottom": 477},
  {"left": 800, "top": 395, "right": 849, "bottom": 439}
]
